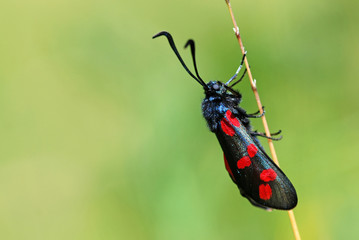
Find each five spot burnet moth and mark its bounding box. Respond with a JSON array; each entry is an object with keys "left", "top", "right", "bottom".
[{"left": 153, "top": 31, "right": 297, "bottom": 210}]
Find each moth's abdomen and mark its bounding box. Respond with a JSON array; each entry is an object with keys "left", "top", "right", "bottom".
[{"left": 216, "top": 109, "right": 297, "bottom": 210}]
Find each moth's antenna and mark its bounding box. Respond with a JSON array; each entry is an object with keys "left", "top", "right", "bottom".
[
  {"left": 153, "top": 31, "right": 207, "bottom": 88},
  {"left": 184, "top": 39, "right": 207, "bottom": 87}
]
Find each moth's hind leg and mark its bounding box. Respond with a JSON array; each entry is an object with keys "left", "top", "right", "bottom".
[{"left": 250, "top": 130, "right": 283, "bottom": 141}]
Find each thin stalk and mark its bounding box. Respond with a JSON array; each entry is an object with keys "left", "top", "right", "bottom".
[{"left": 224, "top": 1, "right": 301, "bottom": 239}]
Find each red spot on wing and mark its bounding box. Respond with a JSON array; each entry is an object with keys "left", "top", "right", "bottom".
[
  {"left": 224, "top": 153, "right": 235, "bottom": 180},
  {"left": 258, "top": 169, "right": 276, "bottom": 200},
  {"left": 260, "top": 169, "right": 277, "bottom": 182},
  {"left": 247, "top": 144, "right": 258, "bottom": 158},
  {"left": 237, "top": 156, "right": 251, "bottom": 169},
  {"left": 225, "top": 110, "right": 240, "bottom": 127},
  {"left": 221, "top": 118, "right": 235, "bottom": 136},
  {"left": 221, "top": 110, "right": 241, "bottom": 136},
  {"left": 259, "top": 184, "right": 272, "bottom": 200}
]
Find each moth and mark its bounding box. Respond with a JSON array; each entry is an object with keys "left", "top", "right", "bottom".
[{"left": 153, "top": 31, "right": 297, "bottom": 210}]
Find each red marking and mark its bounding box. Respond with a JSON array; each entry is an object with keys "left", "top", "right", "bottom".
[
  {"left": 225, "top": 110, "right": 240, "bottom": 127},
  {"left": 221, "top": 118, "right": 235, "bottom": 136},
  {"left": 259, "top": 184, "right": 272, "bottom": 200},
  {"left": 247, "top": 144, "right": 258, "bottom": 158},
  {"left": 221, "top": 110, "right": 241, "bottom": 136},
  {"left": 224, "top": 153, "right": 235, "bottom": 180},
  {"left": 260, "top": 169, "right": 277, "bottom": 182},
  {"left": 237, "top": 156, "right": 251, "bottom": 169}
]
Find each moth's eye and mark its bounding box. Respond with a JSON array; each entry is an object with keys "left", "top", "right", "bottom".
[{"left": 213, "top": 84, "right": 219, "bottom": 90}]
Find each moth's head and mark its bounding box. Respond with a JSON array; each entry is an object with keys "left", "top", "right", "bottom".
[
  {"left": 205, "top": 81, "right": 227, "bottom": 95},
  {"left": 204, "top": 80, "right": 242, "bottom": 101}
]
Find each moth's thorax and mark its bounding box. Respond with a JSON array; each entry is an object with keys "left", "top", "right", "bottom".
[{"left": 202, "top": 81, "right": 242, "bottom": 133}]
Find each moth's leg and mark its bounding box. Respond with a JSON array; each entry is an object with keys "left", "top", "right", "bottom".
[
  {"left": 226, "top": 52, "right": 247, "bottom": 86},
  {"left": 246, "top": 106, "right": 265, "bottom": 118},
  {"left": 250, "top": 130, "right": 282, "bottom": 140}
]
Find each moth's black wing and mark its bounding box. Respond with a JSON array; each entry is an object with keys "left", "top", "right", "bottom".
[{"left": 217, "top": 110, "right": 297, "bottom": 210}]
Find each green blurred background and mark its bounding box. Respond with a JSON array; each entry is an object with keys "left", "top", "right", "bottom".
[{"left": 1, "top": 0, "right": 358, "bottom": 239}]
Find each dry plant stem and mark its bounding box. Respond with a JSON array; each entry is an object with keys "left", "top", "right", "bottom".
[
  {"left": 288, "top": 210, "right": 301, "bottom": 240},
  {"left": 225, "top": 1, "right": 301, "bottom": 240}
]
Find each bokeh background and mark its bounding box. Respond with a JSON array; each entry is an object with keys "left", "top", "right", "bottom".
[{"left": 1, "top": 0, "right": 358, "bottom": 239}]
